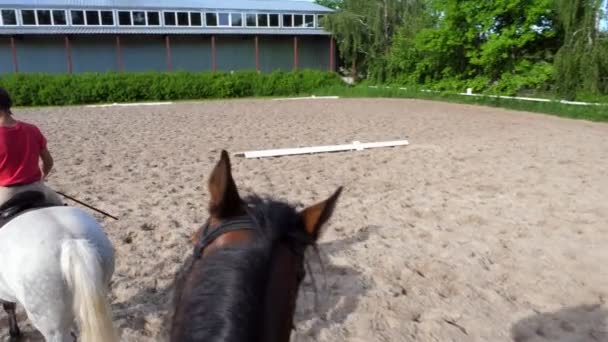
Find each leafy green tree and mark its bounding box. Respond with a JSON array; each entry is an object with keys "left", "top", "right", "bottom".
[
  {"left": 319, "top": 0, "right": 607, "bottom": 98},
  {"left": 320, "top": 0, "right": 425, "bottom": 81},
  {"left": 554, "top": 0, "right": 608, "bottom": 99},
  {"left": 314, "top": 0, "right": 343, "bottom": 10},
  {"left": 387, "top": 0, "right": 563, "bottom": 94}
]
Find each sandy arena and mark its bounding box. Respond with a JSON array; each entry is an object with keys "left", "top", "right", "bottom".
[{"left": 1, "top": 98, "right": 607, "bottom": 341}]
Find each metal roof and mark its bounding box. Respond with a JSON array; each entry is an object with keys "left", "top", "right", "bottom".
[{"left": 0, "top": 0, "right": 333, "bottom": 12}]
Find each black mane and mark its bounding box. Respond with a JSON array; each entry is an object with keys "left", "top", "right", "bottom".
[{"left": 170, "top": 194, "right": 315, "bottom": 342}]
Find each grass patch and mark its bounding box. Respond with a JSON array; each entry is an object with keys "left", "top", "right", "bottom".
[{"left": 314, "top": 85, "right": 608, "bottom": 123}]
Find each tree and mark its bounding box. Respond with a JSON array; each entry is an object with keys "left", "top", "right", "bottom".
[
  {"left": 387, "top": 0, "right": 562, "bottom": 94},
  {"left": 314, "top": 0, "right": 343, "bottom": 10},
  {"left": 554, "top": 0, "right": 608, "bottom": 99},
  {"left": 320, "top": 0, "right": 425, "bottom": 81}
]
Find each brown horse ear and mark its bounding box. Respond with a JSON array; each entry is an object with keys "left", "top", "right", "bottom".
[
  {"left": 208, "top": 150, "right": 243, "bottom": 218},
  {"left": 299, "top": 187, "right": 343, "bottom": 240}
]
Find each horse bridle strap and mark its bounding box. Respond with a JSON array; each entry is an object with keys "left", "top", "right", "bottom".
[{"left": 194, "top": 215, "right": 257, "bottom": 257}]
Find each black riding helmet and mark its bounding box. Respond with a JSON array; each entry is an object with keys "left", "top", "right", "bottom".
[{"left": 0, "top": 87, "right": 12, "bottom": 115}]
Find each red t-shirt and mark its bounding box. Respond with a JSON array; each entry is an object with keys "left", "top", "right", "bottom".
[{"left": 0, "top": 121, "right": 46, "bottom": 186}]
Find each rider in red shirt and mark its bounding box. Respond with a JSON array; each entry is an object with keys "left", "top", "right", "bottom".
[{"left": 0, "top": 87, "right": 62, "bottom": 207}]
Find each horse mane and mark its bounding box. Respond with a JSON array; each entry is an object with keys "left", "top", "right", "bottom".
[
  {"left": 171, "top": 243, "right": 271, "bottom": 342},
  {"left": 170, "top": 194, "right": 317, "bottom": 342}
]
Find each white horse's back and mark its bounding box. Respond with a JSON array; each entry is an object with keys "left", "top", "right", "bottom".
[{"left": 0, "top": 206, "right": 117, "bottom": 342}]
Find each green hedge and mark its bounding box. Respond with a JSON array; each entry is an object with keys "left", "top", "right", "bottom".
[{"left": 0, "top": 70, "right": 344, "bottom": 107}]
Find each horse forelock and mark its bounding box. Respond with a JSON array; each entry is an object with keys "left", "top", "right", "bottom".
[{"left": 243, "top": 194, "right": 316, "bottom": 249}]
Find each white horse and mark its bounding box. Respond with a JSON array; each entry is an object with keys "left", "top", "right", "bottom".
[{"left": 0, "top": 203, "right": 118, "bottom": 342}]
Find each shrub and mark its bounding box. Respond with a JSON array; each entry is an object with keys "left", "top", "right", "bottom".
[{"left": 0, "top": 70, "right": 344, "bottom": 107}]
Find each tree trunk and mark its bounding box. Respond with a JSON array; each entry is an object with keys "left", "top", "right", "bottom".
[{"left": 384, "top": 0, "right": 389, "bottom": 51}]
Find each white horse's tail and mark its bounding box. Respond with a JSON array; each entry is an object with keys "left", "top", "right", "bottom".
[{"left": 60, "top": 239, "right": 118, "bottom": 342}]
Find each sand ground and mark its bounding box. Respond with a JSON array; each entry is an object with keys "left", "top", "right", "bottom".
[{"left": 1, "top": 98, "right": 607, "bottom": 341}]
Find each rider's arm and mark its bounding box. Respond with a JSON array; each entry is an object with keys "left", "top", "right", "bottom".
[{"left": 40, "top": 147, "right": 54, "bottom": 179}]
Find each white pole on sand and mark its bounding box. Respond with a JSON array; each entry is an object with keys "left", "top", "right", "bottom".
[{"left": 234, "top": 139, "right": 409, "bottom": 159}]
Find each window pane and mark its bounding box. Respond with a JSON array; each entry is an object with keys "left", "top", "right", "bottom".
[
  {"left": 177, "top": 12, "right": 188, "bottom": 26},
  {"left": 1, "top": 10, "right": 17, "bottom": 25},
  {"left": 218, "top": 13, "right": 229, "bottom": 26},
  {"left": 230, "top": 13, "right": 242, "bottom": 26},
  {"left": 246, "top": 13, "right": 256, "bottom": 26},
  {"left": 22, "top": 10, "right": 36, "bottom": 25},
  {"left": 71, "top": 10, "right": 84, "bottom": 25},
  {"left": 133, "top": 11, "right": 145, "bottom": 25},
  {"left": 100, "top": 11, "right": 113, "bottom": 25},
  {"left": 86, "top": 11, "right": 100, "bottom": 25},
  {"left": 294, "top": 14, "right": 303, "bottom": 27},
  {"left": 257, "top": 14, "right": 268, "bottom": 27},
  {"left": 282, "top": 14, "right": 292, "bottom": 27},
  {"left": 205, "top": 13, "right": 217, "bottom": 26},
  {"left": 36, "top": 10, "right": 51, "bottom": 25},
  {"left": 118, "top": 11, "right": 131, "bottom": 25},
  {"left": 269, "top": 14, "right": 279, "bottom": 27},
  {"left": 190, "top": 12, "right": 201, "bottom": 26},
  {"left": 52, "top": 10, "right": 66, "bottom": 25},
  {"left": 305, "top": 14, "right": 314, "bottom": 27},
  {"left": 317, "top": 14, "right": 324, "bottom": 27},
  {"left": 147, "top": 12, "right": 160, "bottom": 25},
  {"left": 164, "top": 12, "right": 176, "bottom": 25}
]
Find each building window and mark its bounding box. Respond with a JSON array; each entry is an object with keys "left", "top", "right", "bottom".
[
  {"left": 317, "top": 14, "right": 325, "bottom": 27},
  {"left": 71, "top": 10, "right": 85, "bottom": 25},
  {"left": 118, "top": 11, "right": 131, "bottom": 25},
  {"left": 147, "top": 11, "right": 160, "bottom": 25},
  {"left": 164, "top": 12, "right": 176, "bottom": 26},
  {"left": 177, "top": 12, "right": 189, "bottom": 26},
  {"left": 230, "top": 13, "right": 242, "bottom": 26},
  {"left": 86, "top": 10, "right": 100, "bottom": 25},
  {"left": 1, "top": 10, "right": 17, "bottom": 25},
  {"left": 36, "top": 10, "right": 51, "bottom": 25},
  {"left": 305, "top": 14, "right": 314, "bottom": 28},
  {"left": 100, "top": 11, "right": 113, "bottom": 25},
  {"left": 245, "top": 13, "right": 256, "bottom": 27},
  {"left": 294, "top": 14, "right": 304, "bottom": 27},
  {"left": 257, "top": 13, "right": 268, "bottom": 27},
  {"left": 53, "top": 10, "right": 67, "bottom": 25},
  {"left": 218, "top": 12, "right": 229, "bottom": 26},
  {"left": 269, "top": 14, "right": 279, "bottom": 27},
  {"left": 190, "top": 12, "right": 202, "bottom": 26},
  {"left": 282, "top": 14, "right": 292, "bottom": 27},
  {"left": 133, "top": 11, "right": 146, "bottom": 25},
  {"left": 21, "top": 9, "right": 36, "bottom": 25},
  {"left": 205, "top": 13, "right": 217, "bottom": 26}
]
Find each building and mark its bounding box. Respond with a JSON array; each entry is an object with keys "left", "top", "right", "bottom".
[{"left": 0, "top": 0, "right": 335, "bottom": 74}]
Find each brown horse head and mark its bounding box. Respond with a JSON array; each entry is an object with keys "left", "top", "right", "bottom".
[{"left": 170, "top": 150, "right": 342, "bottom": 342}]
